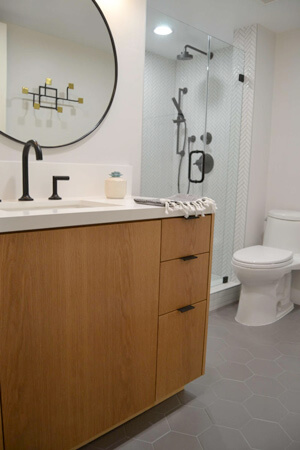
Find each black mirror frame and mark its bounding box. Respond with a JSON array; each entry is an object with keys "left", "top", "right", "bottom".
[{"left": 0, "top": 0, "right": 118, "bottom": 149}]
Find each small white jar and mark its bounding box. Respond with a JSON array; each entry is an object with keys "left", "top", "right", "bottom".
[{"left": 105, "top": 172, "right": 127, "bottom": 199}]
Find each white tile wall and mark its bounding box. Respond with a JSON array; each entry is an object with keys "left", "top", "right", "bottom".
[
  {"left": 142, "top": 44, "right": 244, "bottom": 285},
  {"left": 233, "top": 25, "right": 257, "bottom": 256}
]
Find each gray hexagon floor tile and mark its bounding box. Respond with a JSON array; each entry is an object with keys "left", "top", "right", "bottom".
[
  {"left": 111, "top": 440, "right": 153, "bottom": 449},
  {"left": 207, "top": 324, "right": 229, "bottom": 339},
  {"left": 279, "top": 390, "right": 300, "bottom": 414},
  {"left": 281, "top": 413, "right": 300, "bottom": 442},
  {"left": 247, "top": 358, "right": 283, "bottom": 377},
  {"left": 276, "top": 342, "right": 300, "bottom": 357},
  {"left": 286, "top": 443, "right": 300, "bottom": 450},
  {"left": 166, "top": 405, "right": 211, "bottom": 436},
  {"left": 193, "top": 367, "right": 221, "bottom": 386},
  {"left": 246, "top": 343, "right": 282, "bottom": 360},
  {"left": 241, "top": 419, "right": 291, "bottom": 450},
  {"left": 223, "top": 333, "right": 254, "bottom": 349},
  {"left": 125, "top": 410, "right": 170, "bottom": 443},
  {"left": 219, "top": 346, "right": 253, "bottom": 364},
  {"left": 277, "top": 355, "right": 300, "bottom": 373},
  {"left": 198, "top": 425, "right": 251, "bottom": 450},
  {"left": 244, "top": 395, "right": 288, "bottom": 421},
  {"left": 177, "top": 384, "right": 217, "bottom": 408},
  {"left": 207, "top": 337, "right": 228, "bottom": 353},
  {"left": 205, "top": 399, "right": 251, "bottom": 429},
  {"left": 273, "top": 328, "right": 300, "bottom": 343},
  {"left": 246, "top": 375, "right": 286, "bottom": 396},
  {"left": 278, "top": 371, "right": 300, "bottom": 391},
  {"left": 212, "top": 379, "right": 252, "bottom": 402},
  {"left": 153, "top": 432, "right": 203, "bottom": 450},
  {"left": 205, "top": 349, "right": 226, "bottom": 367},
  {"left": 217, "top": 361, "right": 253, "bottom": 381}
]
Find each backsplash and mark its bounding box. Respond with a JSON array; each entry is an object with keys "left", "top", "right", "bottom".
[{"left": 0, "top": 161, "right": 132, "bottom": 200}]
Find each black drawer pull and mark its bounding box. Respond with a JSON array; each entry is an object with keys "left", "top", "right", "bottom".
[
  {"left": 178, "top": 305, "right": 195, "bottom": 313},
  {"left": 181, "top": 255, "right": 198, "bottom": 261},
  {"left": 185, "top": 215, "right": 199, "bottom": 220}
]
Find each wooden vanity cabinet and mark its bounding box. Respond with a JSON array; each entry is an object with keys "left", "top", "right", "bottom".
[
  {"left": 156, "top": 300, "right": 207, "bottom": 399},
  {"left": 0, "top": 221, "right": 161, "bottom": 450},
  {"left": 0, "top": 214, "right": 214, "bottom": 450}
]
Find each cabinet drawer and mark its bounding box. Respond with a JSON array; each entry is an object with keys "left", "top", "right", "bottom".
[
  {"left": 156, "top": 300, "right": 207, "bottom": 400},
  {"left": 161, "top": 215, "right": 211, "bottom": 261},
  {"left": 159, "top": 253, "right": 209, "bottom": 315}
]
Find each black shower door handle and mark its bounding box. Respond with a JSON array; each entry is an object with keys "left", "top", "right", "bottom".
[{"left": 189, "top": 150, "right": 205, "bottom": 183}]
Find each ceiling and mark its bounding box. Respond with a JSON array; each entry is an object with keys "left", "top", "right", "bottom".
[
  {"left": 146, "top": 8, "right": 232, "bottom": 60},
  {"left": 147, "top": 0, "right": 300, "bottom": 43}
]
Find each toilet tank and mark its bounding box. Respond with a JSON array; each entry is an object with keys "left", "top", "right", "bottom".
[
  {"left": 263, "top": 210, "right": 300, "bottom": 254},
  {"left": 264, "top": 210, "right": 300, "bottom": 305}
]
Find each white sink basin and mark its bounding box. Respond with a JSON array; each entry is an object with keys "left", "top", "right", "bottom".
[{"left": 0, "top": 200, "right": 120, "bottom": 212}]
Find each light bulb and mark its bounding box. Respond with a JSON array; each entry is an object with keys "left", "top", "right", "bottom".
[{"left": 153, "top": 25, "right": 173, "bottom": 36}]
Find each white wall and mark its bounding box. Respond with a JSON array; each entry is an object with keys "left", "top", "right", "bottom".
[
  {"left": 0, "top": 0, "right": 147, "bottom": 195},
  {"left": 0, "top": 22, "right": 7, "bottom": 131},
  {"left": 244, "top": 25, "right": 276, "bottom": 246},
  {"left": 266, "top": 29, "right": 300, "bottom": 213}
]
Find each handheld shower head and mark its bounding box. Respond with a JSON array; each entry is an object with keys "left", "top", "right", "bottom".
[{"left": 172, "top": 97, "right": 184, "bottom": 116}]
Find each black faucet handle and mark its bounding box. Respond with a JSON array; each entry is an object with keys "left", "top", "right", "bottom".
[{"left": 49, "top": 176, "right": 70, "bottom": 200}]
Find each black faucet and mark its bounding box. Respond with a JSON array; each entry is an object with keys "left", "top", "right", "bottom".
[
  {"left": 49, "top": 176, "right": 70, "bottom": 200},
  {"left": 19, "top": 140, "right": 43, "bottom": 201}
]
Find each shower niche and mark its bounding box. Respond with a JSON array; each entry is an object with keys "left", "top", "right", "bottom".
[{"left": 141, "top": 7, "right": 245, "bottom": 288}]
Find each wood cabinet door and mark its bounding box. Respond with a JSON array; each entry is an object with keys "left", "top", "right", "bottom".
[
  {"left": 156, "top": 300, "right": 207, "bottom": 400},
  {"left": 0, "top": 220, "right": 161, "bottom": 450},
  {"left": 161, "top": 215, "right": 211, "bottom": 261},
  {"left": 159, "top": 253, "right": 209, "bottom": 315}
]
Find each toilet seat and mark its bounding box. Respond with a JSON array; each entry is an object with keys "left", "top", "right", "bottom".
[{"left": 233, "top": 245, "right": 293, "bottom": 269}]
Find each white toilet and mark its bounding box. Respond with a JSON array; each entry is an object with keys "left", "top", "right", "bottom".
[{"left": 232, "top": 210, "right": 300, "bottom": 326}]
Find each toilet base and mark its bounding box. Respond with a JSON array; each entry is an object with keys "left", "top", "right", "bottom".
[
  {"left": 235, "top": 302, "right": 294, "bottom": 326},
  {"left": 235, "top": 273, "right": 294, "bottom": 326}
]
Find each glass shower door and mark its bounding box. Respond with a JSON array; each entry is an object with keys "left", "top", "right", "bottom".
[
  {"left": 141, "top": 7, "right": 245, "bottom": 288},
  {"left": 203, "top": 36, "right": 244, "bottom": 287}
]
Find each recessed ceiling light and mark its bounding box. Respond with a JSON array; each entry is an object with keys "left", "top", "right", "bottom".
[{"left": 153, "top": 25, "right": 173, "bottom": 36}]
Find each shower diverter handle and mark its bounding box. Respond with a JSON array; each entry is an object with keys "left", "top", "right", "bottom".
[{"left": 189, "top": 150, "right": 205, "bottom": 183}]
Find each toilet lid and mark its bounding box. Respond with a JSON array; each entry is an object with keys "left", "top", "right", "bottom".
[{"left": 233, "top": 245, "right": 293, "bottom": 268}]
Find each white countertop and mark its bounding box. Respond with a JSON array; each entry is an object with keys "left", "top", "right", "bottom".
[{"left": 0, "top": 197, "right": 215, "bottom": 233}]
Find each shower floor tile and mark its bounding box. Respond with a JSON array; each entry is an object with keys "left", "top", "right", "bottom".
[{"left": 80, "top": 303, "right": 300, "bottom": 450}]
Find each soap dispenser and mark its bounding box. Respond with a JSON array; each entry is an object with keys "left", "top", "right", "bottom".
[{"left": 105, "top": 171, "right": 127, "bottom": 199}]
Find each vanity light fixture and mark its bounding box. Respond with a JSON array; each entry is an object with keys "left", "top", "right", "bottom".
[
  {"left": 153, "top": 25, "right": 173, "bottom": 36},
  {"left": 22, "top": 78, "right": 84, "bottom": 113}
]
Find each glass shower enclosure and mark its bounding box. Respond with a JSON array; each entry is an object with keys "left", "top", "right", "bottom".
[{"left": 141, "top": 8, "right": 245, "bottom": 288}]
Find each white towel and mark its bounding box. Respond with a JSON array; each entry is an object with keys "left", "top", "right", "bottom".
[{"left": 134, "top": 195, "right": 217, "bottom": 218}]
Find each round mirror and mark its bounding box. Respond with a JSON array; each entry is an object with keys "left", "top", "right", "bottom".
[{"left": 0, "top": 0, "right": 117, "bottom": 148}]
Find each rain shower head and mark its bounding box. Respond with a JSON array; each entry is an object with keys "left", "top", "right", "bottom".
[
  {"left": 177, "top": 50, "right": 193, "bottom": 61},
  {"left": 177, "top": 45, "right": 213, "bottom": 60}
]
